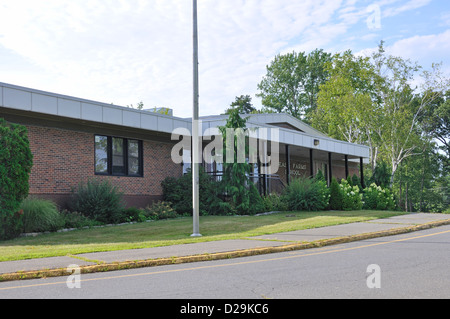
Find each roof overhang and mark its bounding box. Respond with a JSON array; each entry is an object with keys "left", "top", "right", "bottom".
[{"left": 0, "top": 82, "right": 370, "bottom": 160}]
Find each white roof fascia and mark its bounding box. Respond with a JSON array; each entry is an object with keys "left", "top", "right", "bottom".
[
  {"left": 0, "top": 82, "right": 369, "bottom": 158},
  {"left": 0, "top": 82, "right": 189, "bottom": 135},
  {"left": 200, "top": 116, "right": 370, "bottom": 159}
]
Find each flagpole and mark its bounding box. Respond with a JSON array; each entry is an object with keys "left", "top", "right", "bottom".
[{"left": 191, "top": 0, "right": 201, "bottom": 237}]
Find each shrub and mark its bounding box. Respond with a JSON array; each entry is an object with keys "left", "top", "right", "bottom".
[
  {"left": 352, "top": 174, "right": 363, "bottom": 191},
  {"left": 145, "top": 201, "right": 178, "bottom": 220},
  {"left": 329, "top": 177, "right": 343, "bottom": 210},
  {"left": 369, "top": 161, "right": 391, "bottom": 188},
  {"left": 283, "top": 177, "right": 329, "bottom": 211},
  {"left": 0, "top": 119, "right": 34, "bottom": 240},
  {"left": 69, "top": 179, "right": 125, "bottom": 224},
  {"left": 315, "top": 169, "right": 325, "bottom": 182},
  {"left": 347, "top": 175, "right": 353, "bottom": 186},
  {"left": 263, "top": 193, "right": 289, "bottom": 212},
  {"left": 60, "top": 210, "right": 101, "bottom": 229},
  {"left": 20, "top": 197, "right": 63, "bottom": 233},
  {"left": 162, "top": 168, "right": 228, "bottom": 216},
  {"left": 161, "top": 177, "right": 185, "bottom": 209},
  {"left": 122, "top": 207, "right": 147, "bottom": 223},
  {"left": 248, "top": 184, "right": 265, "bottom": 215},
  {"left": 340, "top": 179, "right": 363, "bottom": 211},
  {"left": 363, "top": 183, "right": 395, "bottom": 211}
]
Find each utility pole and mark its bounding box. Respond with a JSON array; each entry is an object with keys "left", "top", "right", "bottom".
[{"left": 191, "top": 0, "right": 201, "bottom": 237}]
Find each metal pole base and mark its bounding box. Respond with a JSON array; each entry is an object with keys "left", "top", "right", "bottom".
[{"left": 190, "top": 233, "right": 202, "bottom": 237}]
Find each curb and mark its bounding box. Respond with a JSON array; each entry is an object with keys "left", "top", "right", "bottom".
[{"left": 1, "top": 219, "right": 449, "bottom": 283}]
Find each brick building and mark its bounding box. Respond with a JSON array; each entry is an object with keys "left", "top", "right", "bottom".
[{"left": 0, "top": 82, "right": 369, "bottom": 208}]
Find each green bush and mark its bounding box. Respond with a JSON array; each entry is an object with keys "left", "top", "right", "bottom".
[
  {"left": 248, "top": 184, "right": 265, "bottom": 215},
  {"left": 315, "top": 169, "right": 325, "bottom": 182},
  {"left": 283, "top": 177, "right": 329, "bottom": 211},
  {"left": 145, "top": 201, "right": 178, "bottom": 220},
  {"left": 369, "top": 161, "right": 391, "bottom": 188},
  {"left": 363, "top": 183, "right": 395, "bottom": 211},
  {"left": 340, "top": 179, "right": 363, "bottom": 211},
  {"left": 69, "top": 179, "right": 125, "bottom": 224},
  {"left": 352, "top": 174, "right": 363, "bottom": 191},
  {"left": 122, "top": 207, "right": 147, "bottom": 223},
  {"left": 347, "top": 174, "right": 353, "bottom": 186},
  {"left": 0, "top": 119, "right": 34, "bottom": 240},
  {"left": 162, "top": 168, "right": 229, "bottom": 216},
  {"left": 263, "top": 193, "right": 289, "bottom": 212},
  {"left": 161, "top": 176, "right": 186, "bottom": 210},
  {"left": 329, "top": 177, "right": 343, "bottom": 210},
  {"left": 20, "top": 197, "right": 63, "bottom": 233},
  {"left": 59, "top": 210, "right": 102, "bottom": 229}
]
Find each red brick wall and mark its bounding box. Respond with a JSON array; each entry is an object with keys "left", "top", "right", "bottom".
[{"left": 26, "top": 125, "right": 182, "bottom": 208}]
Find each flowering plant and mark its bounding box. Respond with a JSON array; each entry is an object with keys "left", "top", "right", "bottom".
[
  {"left": 339, "top": 179, "right": 363, "bottom": 211},
  {"left": 363, "top": 183, "right": 395, "bottom": 210}
]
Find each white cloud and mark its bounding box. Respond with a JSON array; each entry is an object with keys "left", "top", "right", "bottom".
[
  {"left": 0, "top": 0, "right": 447, "bottom": 118},
  {"left": 388, "top": 29, "right": 450, "bottom": 66},
  {"left": 355, "top": 29, "right": 450, "bottom": 90},
  {"left": 382, "top": 0, "right": 432, "bottom": 17},
  {"left": 440, "top": 11, "right": 450, "bottom": 27},
  {"left": 0, "top": 0, "right": 192, "bottom": 111}
]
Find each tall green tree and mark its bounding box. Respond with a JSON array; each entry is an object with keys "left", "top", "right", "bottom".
[
  {"left": 311, "top": 42, "right": 450, "bottom": 185},
  {"left": 224, "top": 95, "right": 256, "bottom": 115},
  {"left": 219, "top": 109, "right": 259, "bottom": 215},
  {"left": 394, "top": 142, "right": 447, "bottom": 213},
  {"left": 420, "top": 90, "right": 450, "bottom": 160},
  {"left": 312, "top": 50, "right": 383, "bottom": 171},
  {"left": 257, "top": 49, "right": 331, "bottom": 122},
  {"left": 371, "top": 43, "right": 450, "bottom": 185}
]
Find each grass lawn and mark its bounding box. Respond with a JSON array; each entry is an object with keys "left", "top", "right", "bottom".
[{"left": 0, "top": 210, "right": 406, "bottom": 262}]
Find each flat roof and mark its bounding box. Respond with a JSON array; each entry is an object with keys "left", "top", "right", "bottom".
[{"left": 0, "top": 82, "right": 370, "bottom": 159}]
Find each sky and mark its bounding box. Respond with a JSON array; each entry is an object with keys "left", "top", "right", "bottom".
[{"left": 0, "top": 0, "right": 449, "bottom": 118}]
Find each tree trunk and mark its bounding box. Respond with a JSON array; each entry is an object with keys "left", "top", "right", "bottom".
[
  {"left": 390, "top": 160, "right": 398, "bottom": 187},
  {"left": 405, "top": 182, "right": 408, "bottom": 212},
  {"left": 419, "top": 154, "right": 426, "bottom": 212},
  {"left": 397, "top": 164, "right": 402, "bottom": 209}
]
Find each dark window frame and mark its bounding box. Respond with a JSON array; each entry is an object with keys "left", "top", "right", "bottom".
[{"left": 94, "top": 135, "right": 143, "bottom": 177}]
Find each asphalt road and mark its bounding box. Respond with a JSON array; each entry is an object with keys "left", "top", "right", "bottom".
[{"left": 1, "top": 225, "right": 449, "bottom": 302}]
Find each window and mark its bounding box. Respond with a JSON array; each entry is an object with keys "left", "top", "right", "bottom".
[
  {"left": 95, "top": 136, "right": 108, "bottom": 174},
  {"left": 95, "top": 135, "right": 143, "bottom": 177},
  {"left": 128, "top": 140, "right": 141, "bottom": 175},
  {"left": 112, "top": 137, "right": 125, "bottom": 174},
  {"left": 182, "top": 149, "right": 191, "bottom": 175}
]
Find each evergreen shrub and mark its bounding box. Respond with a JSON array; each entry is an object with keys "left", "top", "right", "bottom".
[
  {"left": 0, "top": 119, "right": 33, "bottom": 239},
  {"left": 162, "top": 168, "right": 230, "bottom": 216},
  {"left": 329, "top": 177, "right": 343, "bottom": 210}
]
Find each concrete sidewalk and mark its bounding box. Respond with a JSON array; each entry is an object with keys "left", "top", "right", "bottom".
[{"left": 1, "top": 213, "right": 449, "bottom": 281}]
